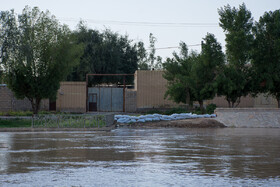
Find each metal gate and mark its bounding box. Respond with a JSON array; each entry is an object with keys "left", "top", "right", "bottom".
[{"left": 88, "top": 87, "right": 123, "bottom": 112}]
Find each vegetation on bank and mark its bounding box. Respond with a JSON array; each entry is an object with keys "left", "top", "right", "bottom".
[
  {"left": 0, "top": 118, "right": 31, "bottom": 128},
  {"left": 1, "top": 3, "right": 280, "bottom": 118},
  {"left": 164, "top": 4, "right": 280, "bottom": 109},
  {"left": 145, "top": 104, "right": 217, "bottom": 115},
  {"left": 0, "top": 113, "right": 106, "bottom": 128},
  {"left": 0, "top": 111, "right": 56, "bottom": 116}
]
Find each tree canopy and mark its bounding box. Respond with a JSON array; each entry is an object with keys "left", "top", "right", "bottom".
[
  {"left": 163, "top": 33, "right": 224, "bottom": 111},
  {"left": 0, "top": 6, "right": 83, "bottom": 114},
  {"left": 251, "top": 10, "right": 280, "bottom": 107},
  {"left": 67, "top": 23, "right": 138, "bottom": 85},
  {"left": 217, "top": 3, "right": 253, "bottom": 107}
]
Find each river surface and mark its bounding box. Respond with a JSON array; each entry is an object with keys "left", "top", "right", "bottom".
[{"left": 0, "top": 128, "right": 280, "bottom": 186}]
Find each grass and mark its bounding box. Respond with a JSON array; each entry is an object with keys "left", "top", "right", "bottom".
[
  {"left": 0, "top": 111, "right": 83, "bottom": 117},
  {"left": 33, "top": 117, "right": 106, "bottom": 128},
  {"left": 144, "top": 104, "right": 217, "bottom": 115},
  {"left": 0, "top": 117, "right": 105, "bottom": 128},
  {"left": 0, "top": 118, "right": 32, "bottom": 128}
]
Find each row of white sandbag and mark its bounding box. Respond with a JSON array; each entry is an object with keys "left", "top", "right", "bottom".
[{"left": 115, "top": 113, "right": 216, "bottom": 123}]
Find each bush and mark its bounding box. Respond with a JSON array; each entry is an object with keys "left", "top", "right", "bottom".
[
  {"left": 206, "top": 104, "right": 216, "bottom": 114},
  {"left": 163, "top": 107, "right": 189, "bottom": 115},
  {"left": 0, "top": 111, "right": 33, "bottom": 116}
]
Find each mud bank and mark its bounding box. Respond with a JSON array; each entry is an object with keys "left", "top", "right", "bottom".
[{"left": 118, "top": 118, "right": 226, "bottom": 128}]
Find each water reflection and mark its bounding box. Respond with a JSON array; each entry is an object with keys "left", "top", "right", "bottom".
[{"left": 0, "top": 128, "right": 280, "bottom": 186}]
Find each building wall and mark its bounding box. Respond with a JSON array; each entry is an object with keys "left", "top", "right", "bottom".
[
  {"left": 253, "top": 94, "right": 278, "bottom": 108},
  {"left": 0, "top": 84, "right": 48, "bottom": 112},
  {"left": 206, "top": 96, "right": 254, "bottom": 108},
  {"left": 125, "top": 89, "right": 137, "bottom": 112},
  {"left": 215, "top": 108, "right": 280, "bottom": 128},
  {"left": 136, "top": 70, "right": 179, "bottom": 109},
  {"left": 0, "top": 85, "right": 13, "bottom": 111},
  {"left": 56, "top": 82, "right": 86, "bottom": 113},
  {"left": 135, "top": 70, "right": 278, "bottom": 109}
]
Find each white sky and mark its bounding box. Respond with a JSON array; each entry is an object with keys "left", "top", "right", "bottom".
[{"left": 1, "top": 0, "right": 280, "bottom": 59}]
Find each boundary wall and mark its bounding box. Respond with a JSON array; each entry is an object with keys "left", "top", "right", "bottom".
[
  {"left": 215, "top": 108, "right": 280, "bottom": 128},
  {"left": 56, "top": 82, "right": 86, "bottom": 113},
  {"left": 0, "top": 85, "right": 48, "bottom": 112}
]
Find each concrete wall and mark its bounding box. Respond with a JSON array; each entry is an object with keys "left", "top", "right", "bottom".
[
  {"left": 56, "top": 82, "right": 86, "bottom": 113},
  {"left": 136, "top": 70, "right": 179, "bottom": 109},
  {"left": 125, "top": 89, "right": 137, "bottom": 112},
  {"left": 206, "top": 96, "right": 254, "bottom": 108},
  {"left": 253, "top": 94, "right": 278, "bottom": 108},
  {"left": 0, "top": 85, "right": 48, "bottom": 112},
  {"left": 0, "top": 85, "right": 13, "bottom": 111},
  {"left": 135, "top": 70, "right": 278, "bottom": 110},
  {"left": 215, "top": 108, "right": 280, "bottom": 128}
]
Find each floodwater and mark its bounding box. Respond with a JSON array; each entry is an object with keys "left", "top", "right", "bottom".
[{"left": 0, "top": 128, "right": 280, "bottom": 186}]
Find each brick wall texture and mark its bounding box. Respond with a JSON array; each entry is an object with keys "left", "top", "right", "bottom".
[{"left": 0, "top": 85, "right": 48, "bottom": 112}]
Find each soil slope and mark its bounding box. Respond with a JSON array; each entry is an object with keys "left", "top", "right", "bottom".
[{"left": 118, "top": 118, "right": 226, "bottom": 128}]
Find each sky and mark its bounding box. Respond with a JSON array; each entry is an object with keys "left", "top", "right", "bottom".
[{"left": 1, "top": 0, "right": 280, "bottom": 60}]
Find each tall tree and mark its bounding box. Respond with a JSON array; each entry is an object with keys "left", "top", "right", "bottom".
[
  {"left": 189, "top": 33, "right": 225, "bottom": 111},
  {"left": 163, "top": 34, "right": 224, "bottom": 111},
  {"left": 147, "top": 33, "right": 163, "bottom": 70},
  {"left": 0, "top": 6, "right": 83, "bottom": 114},
  {"left": 163, "top": 43, "right": 194, "bottom": 106},
  {"left": 251, "top": 10, "right": 280, "bottom": 107},
  {"left": 136, "top": 41, "right": 149, "bottom": 70},
  {"left": 218, "top": 3, "right": 253, "bottom": 107},
  {"left": 67, "top": 23, "right": 138, "bottom": 85}
]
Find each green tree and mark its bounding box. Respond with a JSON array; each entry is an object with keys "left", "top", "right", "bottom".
[
  {"left": 216, "top": 65, "right": 248, "bottom": 107},
  {"left": 163, "top": 34, "right": 224, "bottom": 112},
  {"left": 189, "top": 33, "right": 225, "bottom": 111},
  {"left": 251, "top": 10, "right": 280, "bottom": 107},
  {"left": 163, "top": 43, "right": 194, "bottom": 106},
  {"left": 0, "top": 67, "right": 3, "bottom": 83},
  {"left": 136, "top": 41, "right": 149, "bottom": 70},
  {"left": 218, "top": 3, "right": 253, "bottom": 107},
  {"left": 148, "top": 33, "right": 163, "bottom": 70},
  {"left": 67, "top": 23, "right": 138, "bottom": 85},
  {"left": 0, "top": 6, "right": 83, "bottom": 114}
]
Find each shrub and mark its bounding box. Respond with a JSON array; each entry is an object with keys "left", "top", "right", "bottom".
[{"left": 206, "top": 103, "right": 217, "bottom": 114}]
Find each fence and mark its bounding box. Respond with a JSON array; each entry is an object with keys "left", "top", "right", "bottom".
[{"left": 31, "top": 114, "right": 109, "bottom": 128}]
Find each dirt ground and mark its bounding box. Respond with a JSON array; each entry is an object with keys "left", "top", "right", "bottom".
[{"left": 118, "top": 118, "right": 226, "bottom": 128}]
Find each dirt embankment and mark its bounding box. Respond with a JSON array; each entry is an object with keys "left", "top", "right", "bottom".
[{"left": 118, "top": 118, "right": 226, "bottom": 128}]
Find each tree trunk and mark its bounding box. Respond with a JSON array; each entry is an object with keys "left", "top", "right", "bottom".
[
  {"left": 199, "top": 100, "right": 204, "bottom": 113},
  {"left": 227, "top": 100, "right": 231, "bottom": 108},
  {"left": 186, "top": 87, "right": 190, "bottom": 105},
  {"left": 277, "top": 98, "right": 280, "bottom": 108},
  {"left": 29, "top": 98, "right": 41, "bottom": 114}
]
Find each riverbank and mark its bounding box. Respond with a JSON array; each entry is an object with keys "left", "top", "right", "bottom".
[
  {"left": 0, "top": 127, "right": 113, "bottom": 132},
  {"left": 118, "top": 118, "right": 226, "bottom": 128},
  {"left": 215, "top": 108, "right": 280, "bottom": 128}
]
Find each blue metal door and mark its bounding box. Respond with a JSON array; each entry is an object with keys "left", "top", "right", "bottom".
[{"left": 88, "top": 87, "right": 123, "bottom": 112}]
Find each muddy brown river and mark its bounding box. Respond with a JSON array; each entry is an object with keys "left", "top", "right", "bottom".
[{"left": 0, "top": 128, "right": 280, "bottom": 186}]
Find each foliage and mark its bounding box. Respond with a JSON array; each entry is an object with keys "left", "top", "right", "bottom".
[
  {"left": 136, "top": 41, "right": 149, "bottom": 70},
  {"left": 148, "top": 33, "right": 163, "bottom": 70},
  {"left": 189, "top": 33, "right": 225, "bottom": 111},
  {"left": 163, "top": 42, "right": 193, "bottom": 105},
  {"left": 0, "top": 119, "right": 31, "bottom": 128},
  {"left": 163, "top": 33, "right": 224, "bottom": 111},
  {"left": 33, "top": 115, "right": 106, "bottom": 128},
  {"left": 0, "top": 6, "right": 83, "bottom": 114},
  {"left": 0, "top": 111, "right": 33, "bottom": 116},
  {"left": 206, "top": 103, "right": 217, "bottom": 114},
  {"left": 0, "top": 67, "right": 3, "bottom": 83},
  {"left": 217, "top": 3, "right": 253, "bottom": 107},
  {"left": 144, "top": 107, "right": 190, "bottom": 115},
  {"left": 67, "top": 22, "right": 138, "bottom": 85},
  {"left": 251, "top": 10, "right": 280, "bottom": 108}
]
